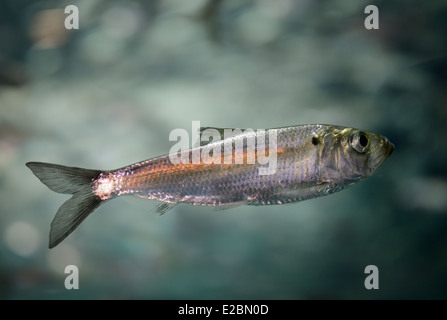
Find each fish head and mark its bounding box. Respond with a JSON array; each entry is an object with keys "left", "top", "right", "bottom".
[{"left": 320, "top": 126, "right": 394, "bottom": 187}]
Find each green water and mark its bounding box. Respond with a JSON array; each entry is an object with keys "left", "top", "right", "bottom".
[{"left": 1, "top": 0, "right": 446, "bottom": 299}]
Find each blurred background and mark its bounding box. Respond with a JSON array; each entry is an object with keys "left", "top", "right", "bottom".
[{"left": 1, "top": 0, "right": 446, "bottom": 299}]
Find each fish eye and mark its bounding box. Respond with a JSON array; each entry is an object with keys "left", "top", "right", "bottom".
[{"left": 350, "top": 131, "right": 369, "bottom": 153}]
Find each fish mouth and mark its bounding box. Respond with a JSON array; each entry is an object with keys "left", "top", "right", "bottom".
[
  {"left": 385, "top": 138, "right": 394, "bottom": 157},
  {"left": 368, "top": 138, "right": 394, "bottom": 173},
  {"left": 388, "top": 141, "right": 395, "bottom": 157}
]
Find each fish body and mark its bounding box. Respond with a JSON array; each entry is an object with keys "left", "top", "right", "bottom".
[{"left": 26, "top": 124, "right": 394, "bottom": 248}]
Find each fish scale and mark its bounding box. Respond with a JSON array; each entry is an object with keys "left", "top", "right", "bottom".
[{"left": 26, "top": 124, "right": 394, "bottom": 248}]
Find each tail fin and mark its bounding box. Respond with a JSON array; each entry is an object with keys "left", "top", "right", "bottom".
[{"left": 25, "top": 162, "right": 103, "bottom": 248}]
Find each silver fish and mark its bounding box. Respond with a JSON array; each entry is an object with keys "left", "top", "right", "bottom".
[{"left": 26, "top": 124, "right": 394, "bottom": 248}]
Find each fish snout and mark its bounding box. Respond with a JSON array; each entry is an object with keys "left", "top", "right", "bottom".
[
  {"left": 385, "top": 137, "right": 394, "bottom": 157},
  {"left": 367, "top": 136, "right": 394, "bottom": 173}
]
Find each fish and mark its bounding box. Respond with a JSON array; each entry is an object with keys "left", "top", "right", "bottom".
[{"left": 26, "top": 124, "right": 394, "bottom": 248}]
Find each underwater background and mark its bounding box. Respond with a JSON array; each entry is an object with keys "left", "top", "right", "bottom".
[{"left": 1, "top": 0, "right": 446, "bottom": 299}]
